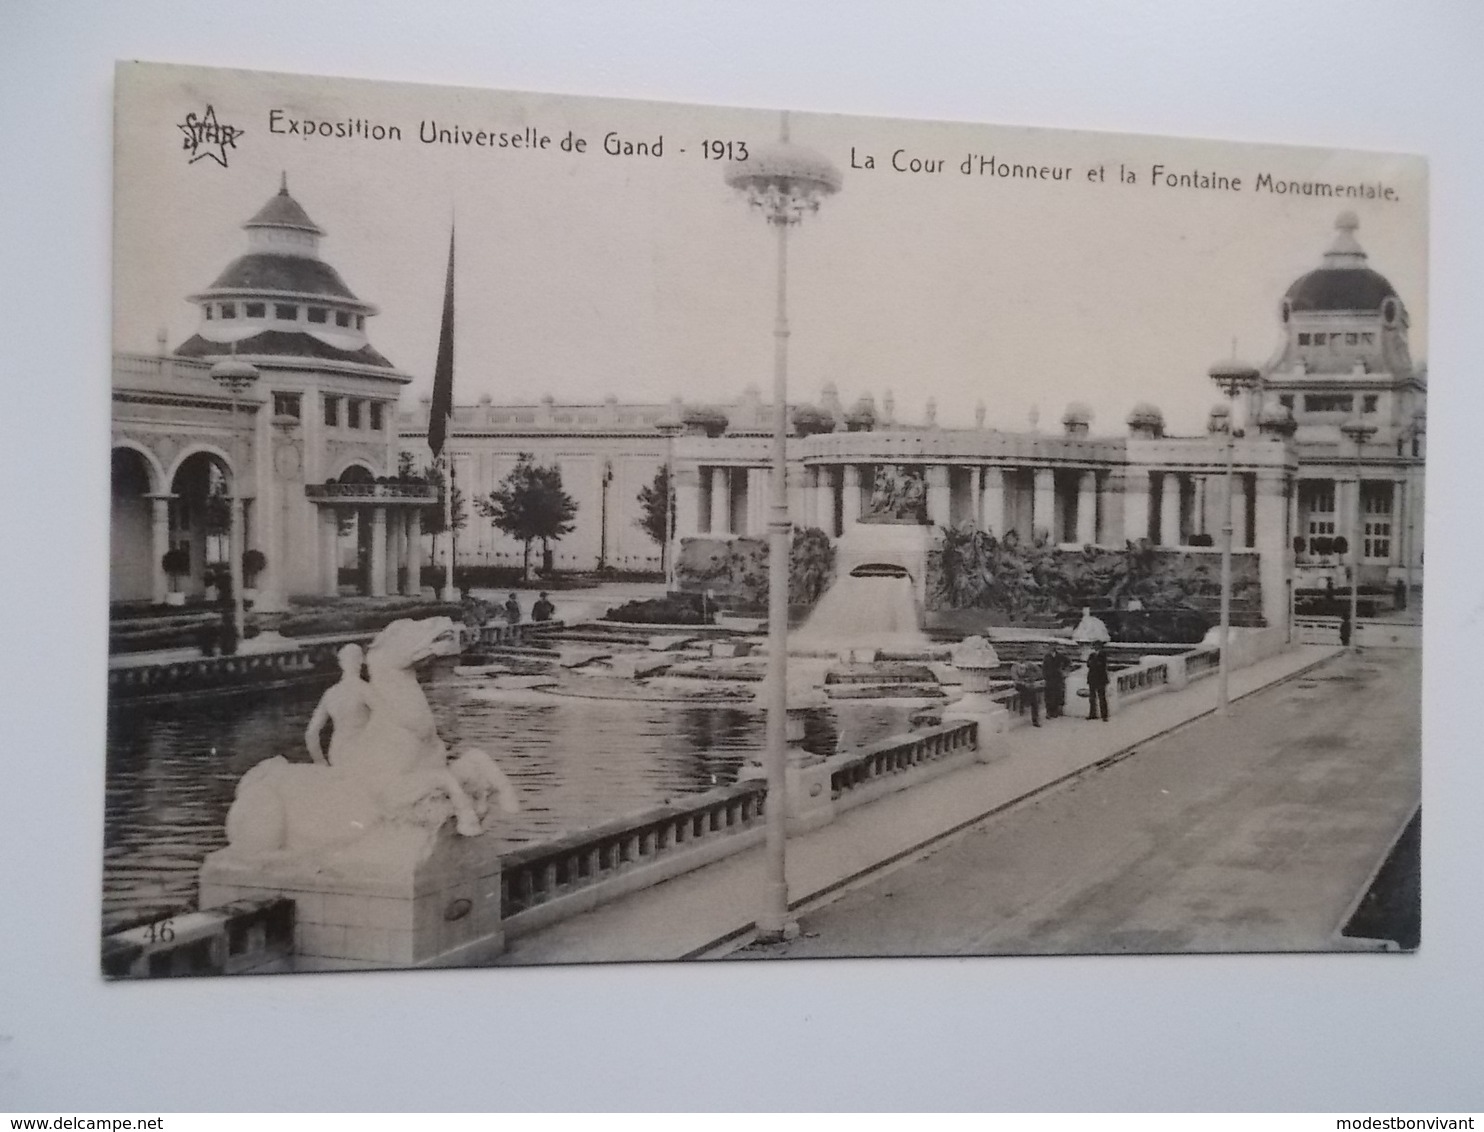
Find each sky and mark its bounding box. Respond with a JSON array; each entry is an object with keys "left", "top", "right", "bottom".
[{"left": 114, "top": 62, "right": 1428, "bottom": 436}]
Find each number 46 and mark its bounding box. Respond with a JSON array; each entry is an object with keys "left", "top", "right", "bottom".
[{"left": 145, "top": 918, "right": 175, "bottom": 943}]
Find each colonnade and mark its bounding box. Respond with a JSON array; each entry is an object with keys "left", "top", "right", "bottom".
[{"left": 314, "top": 503, "right": 425, "bottom": 597}]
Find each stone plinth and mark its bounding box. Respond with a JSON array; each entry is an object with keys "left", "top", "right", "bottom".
[
  {"left": 199, "top": 821, "right": 506, "bottom": 970},
  {"left": 942, "top": 636, "right": 1008, "bottom": 755}
]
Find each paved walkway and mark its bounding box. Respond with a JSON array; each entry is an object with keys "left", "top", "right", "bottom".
[
  {"left": 497, "top": 643, "right": 1346, "bottom": 965},
  {"left": 737, "top": 648, "right": 1420, "bottom": 958}
]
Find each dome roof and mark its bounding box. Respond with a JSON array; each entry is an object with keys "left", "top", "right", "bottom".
[
  {"left": 1284, "top": 212, "right": 1398, "bottom": 313},
  {"left": 245, "top": 175, "right": 325, "bottom": 235},
  {"left": 175, "top": 329, "right": 393, "bottom": 368},
  {"left": 205, "top": 253, "right": 359, "bottom": 299},
  {"left": 1062, "top": 401, "right": 1093, "bottom": 426},
  {"left": 1126, "top": 401, "right": 1164, "bottom": 428}
]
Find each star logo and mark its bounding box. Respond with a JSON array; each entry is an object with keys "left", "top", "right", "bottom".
[{"left": 178, "top": 105, "right": 243, "bottom": 167}]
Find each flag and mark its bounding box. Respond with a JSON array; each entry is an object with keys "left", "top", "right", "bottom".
[{"left": 428, "top": 227, "right": 455, "bottom": 458}]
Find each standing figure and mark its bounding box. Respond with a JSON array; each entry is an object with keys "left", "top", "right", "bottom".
[
  {"left": 532, "top": 591, "right": 555, "bottom": 622},
  {"left": 504, "top": 592, "right": 522, "bottom": 625},
  {"left": 1012, "top": 658, "right": 1043, "bottom": 727},
  {"left": 1042, "top": 645, "right": 1069, "bottom": 719},
  {"left": 304, "top": 643, "right": 378, "bottom": 766},
  {"left": 1085, "top": 640, "right": 1110, "bottom": 722}
]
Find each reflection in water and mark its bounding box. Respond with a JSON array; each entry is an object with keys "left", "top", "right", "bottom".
[{"left": 104, "top": 667, "right": 915, "bottom": 930}]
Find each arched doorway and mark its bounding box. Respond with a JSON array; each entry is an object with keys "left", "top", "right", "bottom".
[
  {"left": 333, "top": 464, "right": 376, "bottom": 595},
  {"left": 168, "top": 450, "right": 236, "bottom": 600},
  {"left": 110, "top": 447, "right": 158, "bottom": 603}
]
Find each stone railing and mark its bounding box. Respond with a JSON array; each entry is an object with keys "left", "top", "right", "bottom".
[
  {"left": 304, "top": 482, "right": 438, "bottom": 504},
  {"left": 1116, "top": 659, "right": 1169, "bottom": 697},
  {"left": 1184, "top": 646, "right": 1221, "bottom": 678},
  {"left": 471, "top": 620, "right": 565, "bottom": 650},
  {"left": 499, "top": 779, "right": 769, "bottom": 937},
  {"left": 1295, "top": 615, "right": 1343, "bottom": 646},
  {"left": 827, "top": 721, "right": 978, "bottom": 799},
  {"left": 103, "top": 897, "right": 294, "bottom": 979},
  {"left": 108, "top": 641, "right": 356, "bottom": 702}
]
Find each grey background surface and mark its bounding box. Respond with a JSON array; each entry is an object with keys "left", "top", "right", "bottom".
[{"left": 2, "top": 0, "right": 1481, "bottom": 1111}]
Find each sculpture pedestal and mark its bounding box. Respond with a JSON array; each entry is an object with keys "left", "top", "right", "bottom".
[
  {"left": 199, "top": 822, "right": 506, "bottom": 970},
  {"left": 943, "top": 637, "right": 1008, "bottom": 759}
]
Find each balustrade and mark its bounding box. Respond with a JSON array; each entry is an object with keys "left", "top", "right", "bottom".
[
  {"left": 499, "top": 780, "right": 768, "bottom": 919},
  {"left": 827, "top": 721, "right": 977, "bottom": 798}
]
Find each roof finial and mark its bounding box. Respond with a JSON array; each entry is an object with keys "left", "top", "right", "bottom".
[
  {"left": 279, "top": 171, "right": 289, "bottom": 195},
  {"left": 1336, "top": 210, "right": 1359, "bottom": 233}
]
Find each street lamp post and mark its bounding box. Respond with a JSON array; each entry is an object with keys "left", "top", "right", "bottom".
[
  {"left": 1340, "top": 417, "right": 1378, "bottom": 650},
  {"left": 725, "top": 111, "right": 841, "bottom": 942},
  {"left": 656, "top": 415, "right": 684, "bottom": 593},
  {"left": 1207, "top": 361, "right": 1261, "bottom": 717},
  {"left": 210, "top": 357, "right": 261, "bottom": 649},
  {"left": 1400, "top": 412, "right": 1425, "bottom": 611}
]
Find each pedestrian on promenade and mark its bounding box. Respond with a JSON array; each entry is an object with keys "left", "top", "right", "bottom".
[
  {"left": 304, "top": 643, "right": 377, "bottom": 766},
  {"left": 1042, "top": 645, "right": 1070, "bottom": 719},
  {"left": 532, "top": 591, "right": 555, "bottom": 622},
  {"left": 1085, "top": 640, "right": 1110, "bottom": 722},
  {"left": 504, "top": 592, "right": 522, "bottom": 625},
  {"left": 1012, "top": 658, "right": 1043, "bottom": 727}
]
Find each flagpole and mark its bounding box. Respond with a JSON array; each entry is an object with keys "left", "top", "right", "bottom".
[{"left": 442, "top": 451, "right": 455, "bottom": 600}]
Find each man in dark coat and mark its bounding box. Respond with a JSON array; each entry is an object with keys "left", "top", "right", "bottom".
[
  {"left": 1042, "top": 645, "right": 1069, "bottom": 719},
  {"left": 1085, "top": 640, "right": 1110, "bottom": 722}
]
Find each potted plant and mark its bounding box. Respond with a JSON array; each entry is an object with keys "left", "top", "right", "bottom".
[
  {"left": 242, "top": 548, "right": 267, "bottom": 601},
  {"left": 161, "top": 547, "right": 190, "bottom": 606}
]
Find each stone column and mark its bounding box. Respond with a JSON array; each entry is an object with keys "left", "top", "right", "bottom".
[
  {"left": 1160, "top": 472, "right": 1182, "bottom": 547},
  {"left": 1076, "top": 470, "right": 1098, "bottom": 546},
  {"left": 1232, "top": 473, "right": 1251, "bottom": 549},
  {"left": 369, "top": 505, "right": 388, "bottom": 597},
  {"left": 1123, "top": 469, "right": 1151, "bottom": 544},
  {"left": 148, "top": 494, "right": 173, "bottom": 604},
  {"left": 1033, "top": 468, "right": 1056, "bottom": 542},
  {"left": 320, "top": 508, "right": 340, "bottom": 595},
  {"left": 926, "top": 465, "right": 951, "bottom": 527},
  {"left": 980, "top": 467, "right": 1005, "bottom": 537},
  {"left": 746, "top": 467, "right": 768, "bottom": 537},
  {"left": 709, "top": 466, "right": 730, "bottom": 535},
  {"left": 970, "top": 468, "right": 983, "bottom": 529},
  {"left": 674, "top": 466, "right": 702, "bottom": 539},
  {"left": 842, "top": 464, "right": 863, "bottom": 530},
  {"left": 386, "top": 510, "right": 405, "bottom": 595},
  {"left": 818, "top": 467, "right": 839, "bottom": 537},
  {"left": 1253, "top": 472, "right": 1290, "bottom": 630},
  {"left": 407, "top": 508, "right": 424, "bottom": 596}
]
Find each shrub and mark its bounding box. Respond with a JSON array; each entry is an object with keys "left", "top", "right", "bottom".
[
  {"left": 161, "top": 548, "right": 190, "bottom": 577},
  {"left": 603, "top": 591, "right": 711, "bottom": 625}
]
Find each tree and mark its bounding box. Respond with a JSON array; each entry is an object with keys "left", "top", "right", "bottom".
[
  {"left": 397, "top": 451, "right": 465, "bottom": 535},
  {"left": 636, "top": 465, "right": 674, "bottom": 572},
  {"left": 478, "top": 452, "right": 577, "bottom": 580}
]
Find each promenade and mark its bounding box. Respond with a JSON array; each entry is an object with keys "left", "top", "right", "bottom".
[{"left": 498, "top": 641, "right": 1354, "bottom": 965}]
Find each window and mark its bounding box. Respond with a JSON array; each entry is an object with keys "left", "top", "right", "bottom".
[
  {"left": 275, "top": 304, "right": 298, "bottom": 320},
  {"left": 1279, "top": 394, "right": 1294, "bottom": 409},
  {"left": 1298, "top": 333, "right": 1310, "bottom": 345},
  {"left": 1363, "top": 394, "right": 1378, "bottom": 413},
  {"left": 273, "top": 392, "right": 301, "bottom": 419},
  {"left": 1362, "top": 483, "right": 1393, "bottom": 560},
  {"left": 1304, "top": 394, "right": 1353, "bottom": 413},
  {"left": 204, "top": 305, "right": 213, "bottom": 320},
  {"left": 355, "top": 315, "right": 365, "bottom": 329},
  {"left": 245, "top": 302, "right": 266, "bottom": 318},
  {"left": 220, "top": 303, "right": 236, "bottom": 319},
  {"left": 307, "top": 307, "right": 328, "bottom": 324},
  {"left": 347, "top": 399, "right": 362, "bottom": 429},
  {"left": 1361, "top": 332, "right": 1375, "bottom": 344},
  {"left": 335, "top": 311, "right": 351, "bottom": 327},
  {"left": 1305, "top": 485, "right": 1336, "bottom": 555},
  {"left": 1346, "top": 333, "right": 1359, "bottom": 345},
  {"left": 323, "top": 395, "right": 339, "bottom": 427},
  {"left": 369, "top": 402, "right": 384, "bottom": 430}
]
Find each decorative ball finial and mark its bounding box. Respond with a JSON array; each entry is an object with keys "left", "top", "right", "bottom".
[{"left": 975, "top": 400, "right": 986, "bottom": 429}]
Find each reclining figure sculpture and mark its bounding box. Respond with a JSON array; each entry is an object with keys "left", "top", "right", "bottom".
[{"left": 222, "top": 617, "right": 520, "bottom": 857}]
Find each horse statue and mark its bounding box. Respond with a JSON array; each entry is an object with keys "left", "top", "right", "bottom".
[{"left": 222, "top": 617, "right": 520, "bottom": 857}]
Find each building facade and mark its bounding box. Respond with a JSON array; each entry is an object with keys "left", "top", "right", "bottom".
[{"left": 112, "top": 186, "right": 1424, "bottom": 628}]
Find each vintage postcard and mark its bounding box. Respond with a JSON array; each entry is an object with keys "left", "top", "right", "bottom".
[{"left": 106, "top": 61, "right": 1425, "bottom": 975}]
